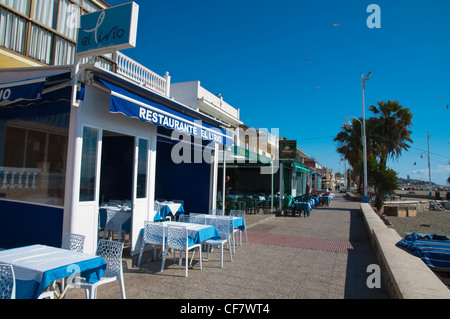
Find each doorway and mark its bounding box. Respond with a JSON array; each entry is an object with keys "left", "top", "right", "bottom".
[
  {"left": 98, "top": 131, "right": 134, "bottom": 250},
  {"left": 100, "top": 131, "right": 134, "bottom": 203}
]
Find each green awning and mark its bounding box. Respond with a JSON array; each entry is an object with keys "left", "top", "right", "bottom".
[
  {"left": 220, "top": 145, "right": 272, "bottom": 166},
  {"left": 282, "top": 161, "right": 311, "bottom": 173}
]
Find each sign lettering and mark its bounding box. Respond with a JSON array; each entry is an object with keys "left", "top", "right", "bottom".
[{"left": 77, "top": 2, "right": 139, "bottom": 56}]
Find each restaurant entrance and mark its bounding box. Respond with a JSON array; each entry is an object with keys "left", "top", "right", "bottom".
[
  {"left": 99, "top": 131, "right": 134, "bottom": 203},
  {"left": 97, "top": 130, "right": 151, "bottom": 255}
]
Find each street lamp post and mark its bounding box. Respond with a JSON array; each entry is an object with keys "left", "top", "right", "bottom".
[
  {"left": 343, "top": 116, "right": 367, "bottom": 200},
  {"left": 361, "top": 72, "right": 371, "bottom": 203}
]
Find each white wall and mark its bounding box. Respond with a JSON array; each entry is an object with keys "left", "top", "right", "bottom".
[{"left": 63, "top": 83, "right": 158, "bottom": 254}]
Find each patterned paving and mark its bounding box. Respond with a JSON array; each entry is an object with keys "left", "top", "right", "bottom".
[{"left": 247, "top": 231, "right": 368, "bottom": 254}]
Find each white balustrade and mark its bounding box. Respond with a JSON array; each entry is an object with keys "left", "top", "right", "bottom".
[
  {"left": 115, "top": 52, "right": 170, "bottom": 97},
  {"left": 0, "top": 167, "right": 41, "bottom": 189}
]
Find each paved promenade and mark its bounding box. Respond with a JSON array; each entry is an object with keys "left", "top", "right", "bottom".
[{"left": 66, "top": 193, "right": 390, "bottom": 299}]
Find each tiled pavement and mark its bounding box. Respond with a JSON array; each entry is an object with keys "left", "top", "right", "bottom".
[{"left": 65, "top": 193, "right": 390, "bottom": 299}]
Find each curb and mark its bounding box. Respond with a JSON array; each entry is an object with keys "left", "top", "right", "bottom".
[{"left": 360, "top": 203, "right": 450, "bottom": 299}]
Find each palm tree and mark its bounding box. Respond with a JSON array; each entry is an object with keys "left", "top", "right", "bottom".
[
  {"left": 368, "top": 100, "right": 413, "bottom": 166},
  {"left": 334, "top": 117, "right": 379, "bottom": 179},
  {"left": 334, "top": 118, "right": 364, "bottom": 177}
]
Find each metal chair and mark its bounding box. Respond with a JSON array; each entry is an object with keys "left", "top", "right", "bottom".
[
  {"left": 205, "top": 218, "right": 232, "bottom": 268},
  {"left": 210, "top": 209, "right": 224, "bottom": 216},
  {"left": 160, "top": 225, "right": 202, "bottom": 277},
  {"left": 70, "top": 239, "right": 126, "bottom": 299},
  {"left": 177, "top": 214, "right": 190, "bottom": 223},
  {"left": 103, "top": 209, "right": 130, "bottom": 242},
  {"left": 62, "top": 233, "right": 85, "bottom": 253},
  {"left": 190, "top": 213, "right": 206, "bottom": 224},
  {"left": 138, "top": 222, "right": 165, "bottom": 266},
  {"left": 0, "top": 264, "right": 15, "bottom": 299},
  {"left": 230, "top": 210, "right": 248, "bottom": 245}
]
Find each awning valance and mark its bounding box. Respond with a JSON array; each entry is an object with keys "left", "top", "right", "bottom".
[
  {"left": 220, "top": 145, "right": 272, "bottom": 166},
  {"left": 283, "top": 161, "right": 311, "bottom": 173},
  {"left": 0, "top": 72, "right": 71, "bottom": 107},
  {"left": 96, "top": 76, "right": 232, "bottom": 145}
]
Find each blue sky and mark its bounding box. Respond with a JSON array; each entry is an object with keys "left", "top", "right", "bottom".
[{"left": 106, "top": 0, "right": 450, "bottom": 185}]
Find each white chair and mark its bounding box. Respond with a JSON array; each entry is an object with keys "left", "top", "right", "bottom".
[
  {"left": 205, "top": 218, "right": 233, "bottom": 268},
  {"left": 230, "top": 210, "right": 248, "bottom": 245},
  {"left": 70, "top": 239, "right": 126, "bottom": 299},
  {"left": 54, "top": 233, "right": 86, "bottom": 293},
  {"left": 0, "top": 264, "right": 15, "bottom": 299},
  {"left": 103, "top": 209, "right": 130, "bottom": 242},
  {"left": 210, "top": 209, "right": 224, "bottom": 216},
  {"left": 62, "top": 233, "right": 85, "bottom": 253},
  {"left": 190, "top": 213, "right": 206, "bottom": 225},
  {"left": 138, "top": 222, "right": 165, "bottom": 266},
  {"left": 177, "top": 214, "right": 190, "bottom": 223},
  {"left": 160, "top": 225, "right": 202, "bottom": 277}
]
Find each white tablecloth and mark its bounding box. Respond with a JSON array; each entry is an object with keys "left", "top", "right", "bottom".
[{"left": 0, "top": 245, "right": 106, "bottom": 299}]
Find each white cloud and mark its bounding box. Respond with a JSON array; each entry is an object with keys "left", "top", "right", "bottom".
[{"left": 408, "top": 165, "right": 450, "bottom": 185}]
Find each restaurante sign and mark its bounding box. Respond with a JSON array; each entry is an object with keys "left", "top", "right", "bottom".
[{"left": 76, "top": 2, "right": 139, "bottom": 56}]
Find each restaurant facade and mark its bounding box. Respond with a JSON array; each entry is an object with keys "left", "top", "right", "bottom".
[
  {"left": 0, "top": 62, "right": 232, "bottom": 255},
  {"left": 0, "top": 1, "right": 235, "bottom": 255},
  {"left": 0, "top": 0, "right": 331, "bottom": 256}
]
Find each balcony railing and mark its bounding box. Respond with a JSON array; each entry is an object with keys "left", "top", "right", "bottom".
[
  {"left": 0, "top": 167, "right": 41, "bottom": 189},
  {"left": 115, "top": 52, "right": 170, "bottom": 97}
]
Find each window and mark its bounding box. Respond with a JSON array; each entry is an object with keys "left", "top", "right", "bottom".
[
  {"left": 0, "top": 0, "right": 106, "bottom": 66},
  {"left": 58, "top": 0, "right": 80, "bottom": 41},
  {"left": 79, "top": 127, "right": 98, "bottom": 202},
  {"left": 0, "top": 7, "right": 27, "bottom": 54},
  {"left": 33, "top": 0, "right": 59, "bottom": 29},
  {"left": 0, "top": 113, "right": 69, "bottom": 207},
  {"left": 136, "top": 139, "right": 148, "bottom": 198},
  {"left": 0, "top": 0, "right": 29, "bottom": 15}
]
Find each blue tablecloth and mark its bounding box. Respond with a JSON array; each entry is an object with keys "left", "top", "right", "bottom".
[
  {"left": 232, "top": 217, "right": 245, "bottom": 231},
  {"left": 154, "top": 203, "right": 185, "bottom": 221},
  {"left": 0, "top": 245, "right": 106, "bottom": 299},
  {"left": 396, "top": 233, "right": 450, "bottom": 269},
  {"left": 204, "top": 215, "right": 245, "bottom": 231},
  {"left": 164, "top": 222, "right": 220, "bottom": 247},
  {"left": 293, "top": 201, "right": 312, "bottom": 212}
]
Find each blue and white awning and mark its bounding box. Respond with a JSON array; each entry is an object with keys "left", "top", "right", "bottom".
[
  {"left": 0, "top": 76, "right": 47, "bottom": 106},
  {"left": 96, "top": 77, "right": 233, "bottom": 145},
  {"left": 0, "top": 72, "right": 73, "bottom": 108}
]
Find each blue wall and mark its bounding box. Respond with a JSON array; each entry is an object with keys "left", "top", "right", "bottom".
[{"left": 0, "top": 200, "right": 63, "bottom": 249}]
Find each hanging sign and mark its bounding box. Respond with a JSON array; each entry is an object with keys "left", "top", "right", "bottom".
[
  {"left": 76, "top": 2, "right": 139, "bottom": 56},
  {"left": 279, "top": 140, "right": 297, "bottom": 161}
]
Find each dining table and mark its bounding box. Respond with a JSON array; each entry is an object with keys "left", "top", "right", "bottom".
[
  {"left": 154, "top": 202, "right": 185, "bottom": 221},
  {"left": 203, "top": 215, "right": 246, "bottom": 231},
  {"left": 0, "top": 244, "right": 107, "bottom": 299},
  {"left": 293, "top": 201, "right": 312, "bottom": 214},
  {"left": 163, "top": 221, "right": 220, "bottom": 246}
]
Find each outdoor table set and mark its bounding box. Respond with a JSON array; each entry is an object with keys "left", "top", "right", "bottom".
[
  {"left": 154, "top": 200, "right": 185, "bottom": 221},
  {"left": 138, "top": 212, "right": 247, "bottom": 276},
  {"left": 0, "top": 244, "right": 107, "bottom": 299},
  {"left": 290, "top": 193, "right": 334, "bottom": 217}
]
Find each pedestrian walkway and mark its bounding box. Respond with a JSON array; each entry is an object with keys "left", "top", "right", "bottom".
[{"left": 65, "top": 193, "right": 390, "bottom": 299}]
